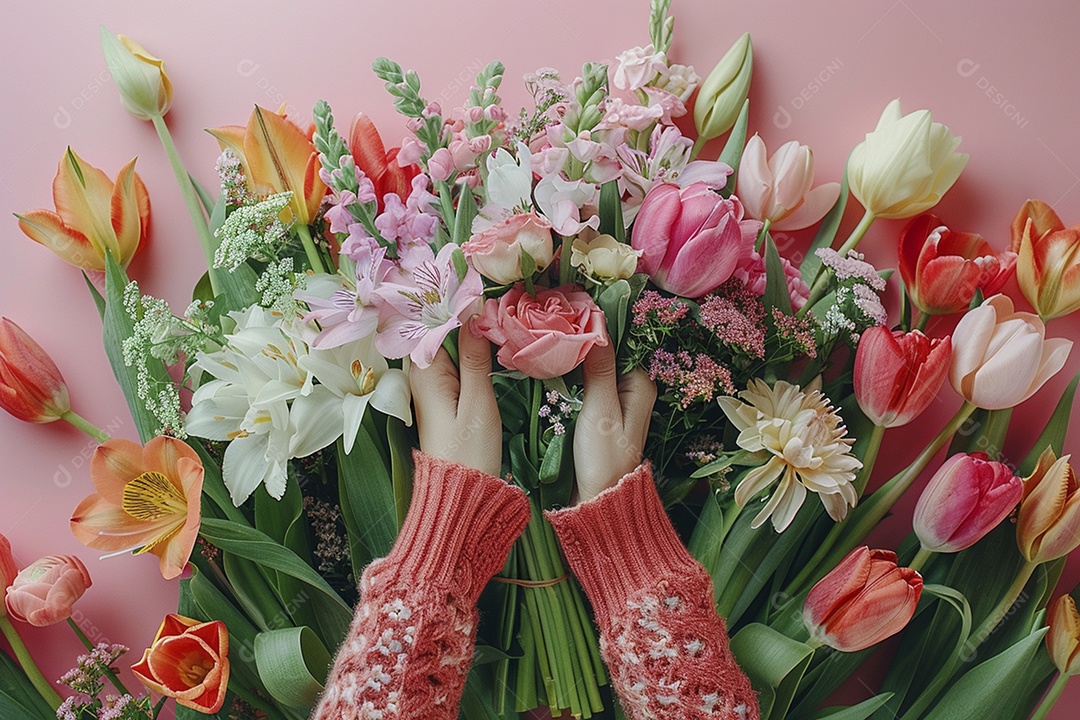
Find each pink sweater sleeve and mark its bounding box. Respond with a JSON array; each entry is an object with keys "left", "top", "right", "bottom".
[
  {"left": 547, "top": 465, "right": 759, "bottom": 720},
  {"left": 312, "top": 451, "right": 530, "bottom": 720}
]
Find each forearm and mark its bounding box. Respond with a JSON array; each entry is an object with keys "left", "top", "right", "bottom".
[
  {"left": 547, "top": 465, "right": 759, "bottom": 720},
  {"left": 313, "top": 451, "right": 530, "bottom": 720}
]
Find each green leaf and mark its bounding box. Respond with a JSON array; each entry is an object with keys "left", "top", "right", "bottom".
[
  {"left": 453, "top": 186, "right": 479, "bottom": 245},
  {"left": 800, "top": 159, "right": 850, "bottom": 285},
  {"left": 0, "top": 651, "right": 55, "bottom": 719},
  {"left": 690, "top": 449, "right": 757, "bottom": 478},
  {"left": 255, "top": 626, "right": 332, "bottom": 709},
  {"left": 388, "top": 415, "right": 414, "bottom": 529},
  {"left": 191, "top": 174, "right": 215, "bottom": 216},
  {"left": 508, "top": 434, "right": 540, "bottom": 489},
  {"left": 729, "top": 623, "right": 814, "bottom": 720},
  {"left": 1018, "top": 370, "right": 1079, "bottom": 475},
  {"left": 802, "top": 694, "right": 895, "bottom": 720},
  {"left": 598, "top": 180, "right": 626, "bottom": 242},
  {"left": 222, "top": 550, "right": 288, "bottom": 631},
  {"left": 762, "top": 234, "right": 791, "bottom": 315},
  {"left": 192, "top": 271, "right": 214, "bottom": 304},
  {"left": 83, "top": 271, "right": 106, "bottom": 319},
  {"left": 718, "top": 99, "right": 750, "bottom": 197},
  {"left": 186, "top": 563, "right": 268, "bottom": 694},
  {"left": 596, "top": 273, "right": 647, "bottom": 350},
  {"left": 337, "top": 428, "right": 397, "bottom": 564},
  {"left": 520, "top": 246, "right": 538, "bottom": 282}
]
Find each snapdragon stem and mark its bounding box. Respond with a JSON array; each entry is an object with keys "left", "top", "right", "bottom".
[
  {"left": 150, "top": 115, "right": 220, "bottom": 296},
  {"left": 1029, "top": 673, "right": 1070, "bottom": 720},
  {"left": 966, "top": 560, "right": 1038, "bottom": 655},
  {"left": 61, "top": 410, "right": 110, "bottom": 444},
  {"left": 68, "top": 617, "right": 128, "bottom": 695},
  {"left": 909, "top": 547, "right": 933, "bottom": 573},
  {"left": 294, "top": 224, "right": 326, "bottom": 274},
  {"left": 0, "top": 616, "right": 61, "bottom": 710},
  {"left": 798, "top": 210, "right": 876, "bottom": 317}
]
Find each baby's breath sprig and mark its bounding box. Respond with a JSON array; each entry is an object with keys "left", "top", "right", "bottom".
[
  {"left": 213, "top": 191, "right": 293, "bottom": 271},
  {"left": 815, "top": 248, "right": 888, "bottom": 344},
  {"left": 215, "top": 149, "right": 254, "bottom": 207},
  {"left": 513, "top": 68, "right": 570, "bottom": 143},
  {"left": 255, "top": 257, "right": 306, "bottom": 316}
]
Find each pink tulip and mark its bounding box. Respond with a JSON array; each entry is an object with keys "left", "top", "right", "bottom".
[
  {"left": 913, "top": 452, "right": 1022, "bottom": 553},
  {"left": 950, "top": 295, "right": 1072, "bottom": 410},
  {"left": 5, "top": 555, "right": 92, "bottom": 627},
  {"left": 853, "top": 326, "right": 951, "bottom": 428},
  {"left": 803, "top": 547, "right": 923, "bottom": 652},
  {"left": 0, "top": 318, "right": 70, "bottom": 424},
  {"left": 631, "top": 181, "right": 760, "bottom": 298},
  {"left": 737, "top": 135, "right": 841, "bottom": 231}
]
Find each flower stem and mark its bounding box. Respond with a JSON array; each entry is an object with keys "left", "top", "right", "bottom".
[
  {"left": 798, "top": 209, "right": 876, "bottom": 316},
  {"left": 756, "top": 219, "right": 772, "bottom": 252},
  {"left": 61, "top": 410, "right": 110, "bottom": 444},
  {"left": 690, "top": 136, "right": 708, "bottom": 161},
  {"left": 67, "top": 618, "right": 128, "bottom": 695},
  {"left": 909, "top": 547, "right": 933, "bottom": 573},
  {"left": 966, "top": 560, "right": 1038, "bottom": 655},
  {"left": 853, "top": 423, "right": 886, "bottom": 496},
  {"left": 1030, "top": 672, "right": 1070, "bottom": 720},
  {"left": 0, "top": 616, "right": 62, "bottom": 710},
  {"left": 914, "top": 311, "right": 931, "bottom": 332},
  {"left": 837, "top": 210, "right": 876, "bottom": 256},
  {"left": 294, "top": 223, "right": 326, "bottom": 275},
  {"left": 150, "top": 115, "right": 220, "bottom": 295}
]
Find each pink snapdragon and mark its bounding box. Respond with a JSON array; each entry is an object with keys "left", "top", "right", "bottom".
[{"left": 375, "top": 175, "right": 440, "bottom": 248}]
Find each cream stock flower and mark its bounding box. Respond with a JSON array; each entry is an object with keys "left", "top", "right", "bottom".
[{"left": 719, "top": 379, "right": 861, "bottom": 532}]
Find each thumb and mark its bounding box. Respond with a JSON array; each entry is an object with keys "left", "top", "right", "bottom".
[
  {"left": 457, "top": 317, "right": 495, "bottom": 411},
  {"left": 582, "top": 338, "right": 619, "bottom": 414}
]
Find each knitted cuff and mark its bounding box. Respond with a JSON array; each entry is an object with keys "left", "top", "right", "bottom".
[
  {"left": 546, "top": 463, "right": 702, "bottom": 620},
  {"left": 383, "top": 451, "right": 530, "bottom": 599}
]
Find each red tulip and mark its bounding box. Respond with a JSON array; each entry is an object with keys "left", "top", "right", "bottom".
[
  {"left": 853, "top": 326, "right": 951, "bottom": 428},
  {"left": 0, "top": 534, "right": 18, "bottom": 618},
  {"left": 898, "top": 213, "right": 1016, "bottom": 315},
  {"left": 913, "top": 452, "right": 1022, "bottom": 553},
  {"left": 0, "top": 318, "right": 70, "bottom": 424},
  {"left": 132, "top": 614, "right": 230, "bottom": 713},
  {"left": 803, "top": 547, "right": 923, "bottom": 652},
  {"left": 5, "top": 555, "right": 92, "bottom": 627},
  {"left": 350, "top": 112, "right": 420, "bottom": 211}
]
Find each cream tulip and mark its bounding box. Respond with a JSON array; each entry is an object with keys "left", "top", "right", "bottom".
[
  {"left": 99, "top": 28, "right": 173, "bottom": 120},
  {"left": 693, "top": 32, "right": 752, "bottom": 141},
  {"left": 737, "top": 135, "right": 841, "bottom": 231}
]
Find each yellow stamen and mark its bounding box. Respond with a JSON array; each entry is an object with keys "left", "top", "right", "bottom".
[
  {"left": 123, "top": 472, "right": 186, "bottom": 521},
  {"left": 350, "top": 360, "right": 377, "bottom": 395}
]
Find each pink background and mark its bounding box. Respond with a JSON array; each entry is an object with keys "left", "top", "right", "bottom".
[{"left": 2, "top": 0, "right": 1078, "bottom": 716}]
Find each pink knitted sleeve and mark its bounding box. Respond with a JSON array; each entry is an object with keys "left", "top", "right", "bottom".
[
  {"left": 547, "top": 464, "right": 759, "bottom": 720},
  {"left": 312, "top": 451, "right": 530, "bottom": 720}
]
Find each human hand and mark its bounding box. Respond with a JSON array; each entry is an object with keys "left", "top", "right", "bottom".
[
  {"left": 410, "top": 319, "right": 502, "bottom": 477},
  {"left": 573, "top": 341, "right": 656, "bottom": 504}
]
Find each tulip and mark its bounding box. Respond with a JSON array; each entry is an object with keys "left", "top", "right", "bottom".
[
  {"left": 737, "top": 135, "right": 841, "bottom": 231},
  {"left": 99, "top": 28, "right": 173, "bottom": 120},
  {"left": 132, "top": 614, "right": 229, "bottom": 713},
  {"left": 570, "top": 233, "right": 642, "bottom": 284},
  {"left": 694, "top": 32, "right": 753, "bottom": 142},
  {"left": 1016, "top": 447, "right": 1080, "bottom": 563},
  {"left": 208, "top": 106, "right": 328, "bottom": 226},
  {"left": 803, "top": 546, "right": 923, "bottom": 652},
  {"left": 16, "top": 148, "right": 150, "bottom": 271},
  {"left": 1011, "top": 199, "right": 1080, "bottom": 319},
  {"left": 853, "top": 326, "right": 951, "bottom": 428},
  {"left": 847, "top": 99, "right": 968, "bottom": 220},
  {"left": 71, "top": 436, "right": 204, "bottom": 580},
  {"left": 899, "top": 213, "right": 1016, "bottom": 316},
  {"left": 0, "top": 534, "right": 17, "bottom": 618},
  {"left": 631, "top": 181, "right": 760, "bottom": 298},
  {"left": 349, "top": 112, "right": 421, "bottom": 212},
  {"left": 913, "top": 452, "right": 1022, "bottom": 553},
  {"left": 0, "top": 318, "right": 70, "bottom": 424},
  {"left": 5, "top": 555, "right": 91, "bottom": 627},
  {"left": 1047, "top": 595, "right": 1080, "bottom": 676},
  {"left": 949, "top": 295, "right": 1071, "bottom": 410}
]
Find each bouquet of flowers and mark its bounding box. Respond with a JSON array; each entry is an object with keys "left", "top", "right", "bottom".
[{"left": 2, "top": 1, "right": 1079, "bottom": 718}]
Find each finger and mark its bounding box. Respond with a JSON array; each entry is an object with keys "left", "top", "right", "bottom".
[
  {"left": 618, "top": 369, "right": 657, "bottom": 439},
  {"left": 582, "top": 339, "right": 620, "bottom": 416},
  {"left": 410, "top": 347, "right": 459, "bottom": 414},
  {"left": 457, "top": 317, "right": 496, "bottom": 412}
]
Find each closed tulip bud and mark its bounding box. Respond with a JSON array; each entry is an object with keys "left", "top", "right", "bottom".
[
  {"left": 5, "top": 555, "right": 92, "bottom": 627},
  {"left": 0, "top": 318, "right": 70, "bottom": 424},
  {"left": 803, "top": 546, "right": 923, "bottom": 652},
  {"left": 847, "top": 99, "right": 968, "bottom": 219},
  {"left": 1010, "top": 199, "right": 1080, "bottom": 320},
  {"left": 570, "top": 233, "right": 642, "bottom": 284},
  {"left": 949, "top": 295, "right": 1071, "bottom": 410},
  {"left": 1017, "top": 448, "right": 1080, "bottom": 563},
  {"left": 737, "top": 135, "right": 841, "bottom": 231},
  {"left": 914, "top": 452, "right": 1022, "bottom": 553},
  {"left": 99, "top": 28, "right": 173, "bottom": 120},
  {"left": 854, "top": 326, "right": 951, "bottom": 428},
  {"left": 899, "top": 213, "right": 1016, "bottom": 316},
  {"left": 694, "top": 32, "right": 752, "bottom": 141},
  {"left": 1047, "top": 595, "right": 1080, "bottom": 676}
]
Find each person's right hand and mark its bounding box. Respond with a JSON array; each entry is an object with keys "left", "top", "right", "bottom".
[{"left": 572, "top": 341, "right": 656, "bottom": 504}]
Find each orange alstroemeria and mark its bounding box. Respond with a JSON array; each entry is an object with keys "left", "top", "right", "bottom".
[
  {"left": 132, "top": 614, "right": 229, "bottom": 714},
  {"left": 70, "top": 436, "right": 203, "bottom": 580},
  {"left": 208, "top": 105, "right": 327, "bottom": 225},
  {"left": 16, "top": 148, "right": 149, "bottom": 271},
  {"left": 1011, "top": 199, "right": 1080, "bottom": 320}
]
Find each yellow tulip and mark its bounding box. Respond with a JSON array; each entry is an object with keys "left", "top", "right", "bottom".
[
  {"left": 693, "top": 32, "right": 752, "bottom": 141},
  {"left": 1016, "top": 447, "right": 1080, "bottom": 563},
  {"left": 1011, "top": 199, "right": 1080, "bottom": 320},
  {"left": 1047, "top": 595, "right": 1080, "bottom": 676},
  {"left": 16, "top": 148, "right": 149, "bottom": 270},
  {"left": 100, "top": 27, "right": 173, "bottom": 120}
]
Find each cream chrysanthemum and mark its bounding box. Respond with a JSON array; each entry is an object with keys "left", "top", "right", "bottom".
[{"left": 719, "top": 379, "right": 861, "bottom": 531}]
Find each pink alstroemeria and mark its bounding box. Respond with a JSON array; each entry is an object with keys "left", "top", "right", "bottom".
[
  {"left": 375, "top": 244, "right": 484, "bottom": 368},
  {"left": 300, "top": 238, "right": 394, "bottom": 349}
]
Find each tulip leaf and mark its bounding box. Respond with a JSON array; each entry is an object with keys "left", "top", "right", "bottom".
[
  {"left": 599, "top": 180, "right": 626, "bottom": 242},
  {"left": 801, "top": 161, "right": 850, "bottom": 285},
  {"left": 222, "top": 550, "right": 288, "bottom": 631},
  {"left": 729, "top": 623, "right": 814, "bottom": 720},
  {"left": 337, "top": 425, "right": 397, "bottom": 566},
  {"left": 1018, "top": 369, "right": 1079, "bottom": 475},
  {"left": 788, "top": 646, "right": 874, "bottom": 716},
  {"left": 718, "top": 99, "right": 750, "bottom": 197},
  {"left": 388, "top": 415, "right": 414, "bottom": 529},
  {"left": 453, "top": 185, "right": 478, "bottom": 245},
  {"left": 255, "top": 626, "right": 332, "bottom": 709},
  {"left": 83, "top": 271, "right": 106, "bottom": 319},
  {"left": 0, "top": 651, "right": 56, "bottom": 719},
  {"left": 922, "top": 627, "right": 1048, "bottom": 720},
  {"left": 801, "top": 693, "right": 895, "bottom": 720},
  {"left": 763, "top": 234, "right": 791, "bottom": 315},
  {"left": 597, "top": 273, "right": 648, "bottom": 351},
  {"left": 191, "top": 175, "right": 215, "bottom": 216}
]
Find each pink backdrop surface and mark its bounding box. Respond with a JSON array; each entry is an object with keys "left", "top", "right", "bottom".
[{"left": 2, "top": 0, "right": 1079, "bottom": 716}]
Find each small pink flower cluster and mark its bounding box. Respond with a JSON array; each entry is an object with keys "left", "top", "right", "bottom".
[
  {"left": 632, "top": 290, "right": 690, "bottom": 327},
  {"left": 648, "top": 349, "right": 735, "bottom": 408},
  {"left": 771, "top": 308, "right": 819, "bottom": 358},
  {"left": 698, "top": 283, "right": 767, "bottom": 358}
]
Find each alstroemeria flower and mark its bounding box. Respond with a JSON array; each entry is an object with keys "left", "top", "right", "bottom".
[
  {"left": 70, "top": 436, "right": 203, "bottom": 580},
  {"left": 132, "top": 614, "right": 229, "bottom": 713},
  {"left": 299, "top": 238, "right": 394, "bottom": 348},
  {"left": 16, "top": 148, "right": 149, "bottom": 271}
]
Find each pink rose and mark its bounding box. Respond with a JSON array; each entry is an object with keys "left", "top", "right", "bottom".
[
  {"left": 462, "top": 212, "right": 555, "bottom": 285},
  {"left": 475, "top": 285, "right": 608, "bottom": 379},
  {"left": 5, "top": 554, "right": 92, "bottom": 627}
]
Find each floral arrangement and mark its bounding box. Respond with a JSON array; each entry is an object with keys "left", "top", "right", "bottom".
[{"left": 2, "top": 1, "right": 1079, "bottom": 719}]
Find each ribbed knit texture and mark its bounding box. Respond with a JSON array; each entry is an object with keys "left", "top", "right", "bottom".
[
  {"left": 311, "top": 451, "right": 530, "bottom": 720},
  {"left": 547, "top": 464, "right": 759, "bottom": 720}
]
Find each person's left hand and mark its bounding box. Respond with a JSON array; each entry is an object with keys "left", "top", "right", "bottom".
[{"left": 409, "top": 319, "right": 502, "bottom": 477}]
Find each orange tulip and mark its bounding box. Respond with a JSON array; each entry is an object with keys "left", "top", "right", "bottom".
[
  {"left": 0, "top": 534, "right": 18, "bottom": 618},
  {"left": 1012, "top": 199, "right": 1080, "bottom": 319},
  {"left": 70, "top": 436, "right": 203, "bottom": 580},
  {"left": 1047, "top": 595, "right": 1080, "bottom": 676},
  {"left": 131, "top": 614, "right": 229, "bottom": 713},
  {"left": 1016, "top": 447, "right": 1080, "bottom": 563},
  {"left": 0, "top": 318, "right": 70, "bottom": 424},
  {"left": 16, "top": 148, "right": 149, "bottom": 271},
  {"left": 5, "top": 555, "right": 92, "bottom": 627},
  {"left": 208, "top": 105, "right": 327, "bottom": 226},
  {"left": 803, "top": 546, "right": 923, "bottom": 652}
]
